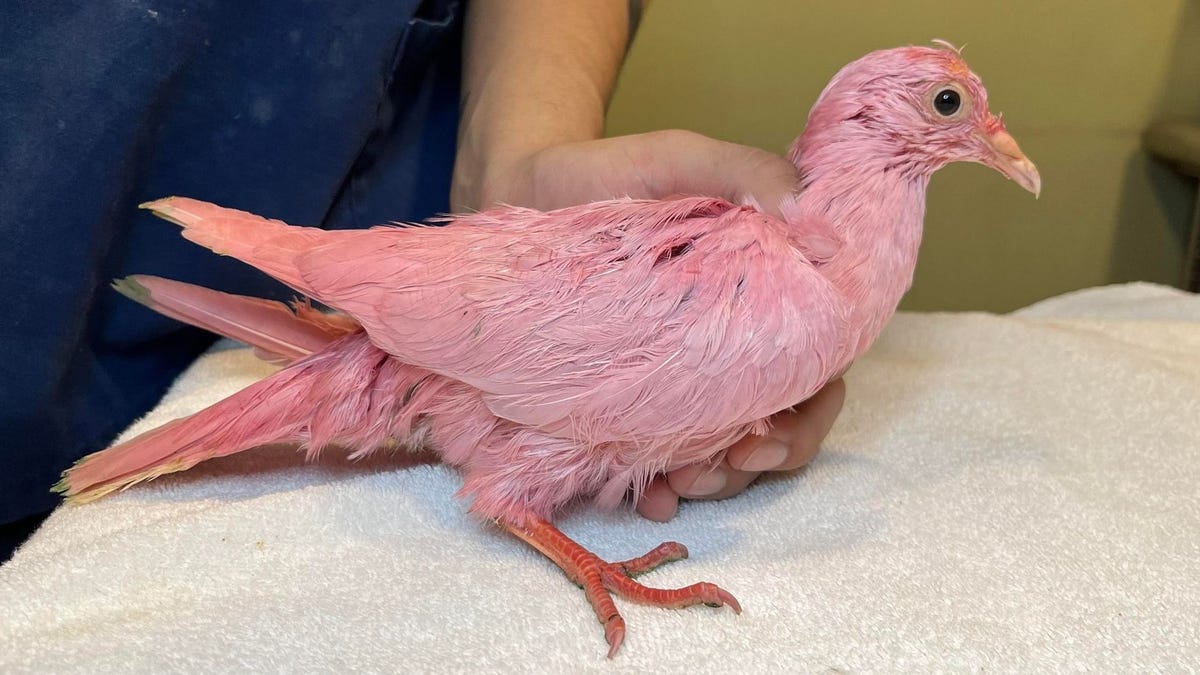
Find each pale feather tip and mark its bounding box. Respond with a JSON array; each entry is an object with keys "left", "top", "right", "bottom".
[
  {"left": 138, "top": 197, "right": 176, "bottom": 211},
  {"left": 931, "top": 39, "right": 965, "bottom": 55},
  {"left": 51, "top": 461, "right": 98, "bottom": 503},
  {"left": 111, "top": 276, "right": 152, "bottom": 306},
  {"left": 138, "top": 197, "right": 190, "bottom": 228}
]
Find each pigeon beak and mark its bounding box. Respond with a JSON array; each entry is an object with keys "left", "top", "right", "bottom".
[{"left": 981, "top": 127, "right": 1041, "bottom": 198}]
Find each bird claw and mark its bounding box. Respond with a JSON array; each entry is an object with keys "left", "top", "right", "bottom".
[
  {"left": 505, "top": 518, "right": 740, "bottom": 658},
  {"left": 604, "top": 614, "right": 626, "bottom": 659}
]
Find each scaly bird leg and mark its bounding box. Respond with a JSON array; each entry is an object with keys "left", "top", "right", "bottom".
[{"left": 504, "top": 516, "right": 741, "bottom": 658}]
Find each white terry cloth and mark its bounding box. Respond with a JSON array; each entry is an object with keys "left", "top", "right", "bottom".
[{"left": 2, "top": 282, "right": 1198, "bottom": 672}]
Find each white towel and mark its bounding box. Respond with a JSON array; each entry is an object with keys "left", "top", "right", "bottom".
[{"left": 2, "top": 282, "right": 1198, "bottom": 672}]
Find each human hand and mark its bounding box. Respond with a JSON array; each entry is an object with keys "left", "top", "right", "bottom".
[
  {"left": 636, "top": 378, "right": 845, "bottom": 522},
  {"left": 452, "top": 130, "right": 848, "bottom": 522},
  {"left": 451, "top": 129, "right": 800, "bottom": 217}
]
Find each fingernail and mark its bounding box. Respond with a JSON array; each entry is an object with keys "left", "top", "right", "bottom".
[
  {"left": 741, "top": 439, "right": 789, "bottom": 472},
  {"left": 687, "top": 471, "right": 727, "bottom": 496}
]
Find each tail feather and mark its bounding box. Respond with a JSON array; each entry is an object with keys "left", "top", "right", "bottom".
[
  {"left": 115, "top": 275, "right": 358, "bottom": 365},
  {"left": 57, "top": 366, "right": 312, "bottom": 503},
  {"left": 58, "top": 332, "right": 428, "bottom": 503},
  {"left": 139, "top": 197, "right": 326, "bottom": 298},
  {"left": 58, "top": 199, "right": 430, "bottom": 503}
]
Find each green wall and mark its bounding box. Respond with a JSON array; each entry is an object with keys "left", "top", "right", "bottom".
[{"left": 606, "top": 1, "right": 1200, "bottom": 311}]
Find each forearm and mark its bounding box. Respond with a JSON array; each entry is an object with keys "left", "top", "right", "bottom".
[{"left": 452, "top": 0, "right": 629, "bottom": 209}]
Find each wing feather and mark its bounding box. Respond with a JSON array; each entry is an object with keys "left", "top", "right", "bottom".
[{"left": 294, "top": 197, "right": 851, "bottom": 442}]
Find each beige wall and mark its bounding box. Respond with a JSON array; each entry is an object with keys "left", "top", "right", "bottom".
[{"left": 606, "top": 1, "right": 1200, "bottom": 311}]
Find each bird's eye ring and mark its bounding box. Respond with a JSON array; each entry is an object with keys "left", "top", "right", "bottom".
[{"left": 930, "top": 84, "right": 968, "bottom": 119}]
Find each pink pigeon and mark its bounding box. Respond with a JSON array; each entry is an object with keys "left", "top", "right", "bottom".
[{"left": 57, "top": 44, "right": 1040, "bottom": 657}]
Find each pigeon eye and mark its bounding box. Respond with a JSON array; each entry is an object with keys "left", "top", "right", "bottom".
[{"left": 933, "top": 88, "right": 961, "bottom": 117}]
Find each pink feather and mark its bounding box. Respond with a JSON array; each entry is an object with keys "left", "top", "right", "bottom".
[{"left": 113, "top": 275, "right": 357, "bottom": 364}]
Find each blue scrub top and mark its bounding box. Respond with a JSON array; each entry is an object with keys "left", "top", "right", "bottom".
[{"left": 0, "top": 0, "right": 465, "bottom": 525}]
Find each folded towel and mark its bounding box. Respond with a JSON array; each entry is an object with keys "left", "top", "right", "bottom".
[{"left": 2, "top": 282, "right": 1198, "bottom": 672}]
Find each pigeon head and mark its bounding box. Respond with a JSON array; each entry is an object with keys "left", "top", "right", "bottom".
[{"left": 792, "top": 42, "right": 1041, "bottom": 197}]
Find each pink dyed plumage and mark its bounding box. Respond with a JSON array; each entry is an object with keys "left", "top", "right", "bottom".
[
  {"left": 58, "top": 45, "right": 1040, "bottom": 656},
  {"left": 112, "top": 275, "right": 358, "bottom": 364}
]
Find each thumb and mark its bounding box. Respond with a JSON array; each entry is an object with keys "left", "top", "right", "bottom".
[
  {"left": 631, "top": 130, "right": 800, "bottom": 219},
  {"left": 708, "top": 141, "right": 800, "bottom": 220}
]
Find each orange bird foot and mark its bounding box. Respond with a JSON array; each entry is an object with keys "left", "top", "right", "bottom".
[{"left": 506, "top": 516, "right": 742, "bottom": 658}]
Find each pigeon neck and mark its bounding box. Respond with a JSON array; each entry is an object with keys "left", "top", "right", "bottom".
[{"left": 784, "top": 147, "right": 930, "bottom": 357}]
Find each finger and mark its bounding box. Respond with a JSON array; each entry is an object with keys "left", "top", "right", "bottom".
[
  {"left": 664, "top": 452, "right": 728, "bottom": 498},
  {"left": 717, "top": 143, "right": 801, "bottom": 219},
  {"left": 680, "top": 461, "right": 760, "bottom": 502},
  {"left": 665, "top": 378, "right": 845, "bottom": 499},
  {"left": 635, "top": 477, "right": 680, "bottom": 522},
  {"left": 727, "top": 378, "right": 847, "bottom": 473},
  {"left": 723, "top": 433, "right": 791, "bottom": 474}
]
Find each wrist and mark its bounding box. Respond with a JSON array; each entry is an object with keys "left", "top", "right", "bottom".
[
  {"left": 452, "top": 0, "right": 627, "bottom": 211},
  {"left": 452, "top": 82, "right": 607, "bottom": 211}
]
